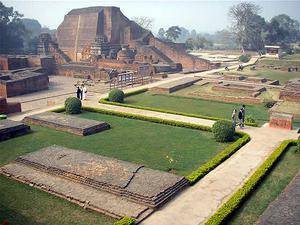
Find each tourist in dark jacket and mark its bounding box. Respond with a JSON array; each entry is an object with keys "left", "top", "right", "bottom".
[
  {"left": 241, "top": 105, "right": 246, "bottom": 127},
  {"left": 238, "top": 109, "right": 243, "bottom": 128},
  {"left": 76, "top": 86, "right": 81, "bottom": 100}
]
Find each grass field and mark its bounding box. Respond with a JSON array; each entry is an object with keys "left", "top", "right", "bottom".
[
  {"left": 0, "top": 111, "right": 231, "bottom": 225},
  {"left": 125, "top": 92, "right": 270, "bottom": 125},
  {"left": 226, "top": 146, "right": 300, "bottom": 225}
]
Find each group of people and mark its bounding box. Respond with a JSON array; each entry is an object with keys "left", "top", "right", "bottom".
[
  {"left": 231, "top": 105, "right": 246, "bottom": 129},
  {"left": 76, "top": 85, "right": 87, "bottom": 100}
]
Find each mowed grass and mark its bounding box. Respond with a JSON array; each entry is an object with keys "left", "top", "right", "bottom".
[
  {"left": 226, "top": 146, "right": 300, "bottom": 225},
  {"left": 125, "top": 92, "right": 270, "bottom": 125},
  {"left": 0, "top": 111, "right": 230, "bottom": 225}
]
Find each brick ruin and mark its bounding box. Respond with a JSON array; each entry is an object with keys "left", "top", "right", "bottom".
[
  {"left": 0, "top": 68, "right": 49, "bottom": 97},
  {"left": 279, "top": 78, "right": 300, "bottom": 102},
  {"left": 0, "top": 97, "right": 21, "bottom": 114},
  {"left": 1, "top": 145, "right": 188, "bottom": 221},
  {"left": 55, "top": 6, "right": 213, "bottom": 73}
]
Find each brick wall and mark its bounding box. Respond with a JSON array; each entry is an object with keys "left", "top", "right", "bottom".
[{"left": 148, "top": 37, "right": 211, "bottom": 71}]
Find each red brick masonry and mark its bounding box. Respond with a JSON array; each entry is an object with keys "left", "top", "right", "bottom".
[{"left": 269, "top": 112, "right": 293, "bottom": 130}]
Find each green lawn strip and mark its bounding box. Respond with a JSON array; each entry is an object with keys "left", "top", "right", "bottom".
[
  {"left": 99, "top": 90, "right": 259, "bottom": 127},
  {"left": 0, "top": 176, "right": 116, "bottom": 225},
  {"left": 205, "top": 139, "right": 297, "bottom": 225}
]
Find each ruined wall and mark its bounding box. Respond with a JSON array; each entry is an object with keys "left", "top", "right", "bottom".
[
  {"left": 0, "top": 97, "right": 21, "bottom": 114},
  {"left": 56, "top": 64, "right": 110, "bottom": 80},
  {"left": 0, "top": 73, "right": 49, "bottom": 97},
  {"left": 148, "top": 37, "right": 211, "bottom": 71},
  {"left": 0, "top": 56, "right": 28, "bottom": 71}
]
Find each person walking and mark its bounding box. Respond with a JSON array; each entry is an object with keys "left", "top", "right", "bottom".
[
  {"left": 241, "top": 105, "right": 246, "bottom": 127},
  {"left": 231, "top": 109, "right": 237, "bottom": 130},
  {"left": 82, "top": 85, "right": 87, "bottom": 100},
  {"left": 238, "top": 108, "right": 243, "bottom": 128},
  {"left": 76, "top": 86, "right": 81, "bottom": 99}
]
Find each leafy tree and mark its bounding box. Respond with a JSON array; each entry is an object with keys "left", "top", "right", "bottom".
[
  {"left": 270, "top": 14, "right": 300, "bottom": 43},
  {"left": 21, "top": 18, "right": 42, "bottom": 53},
  {"left": 0, "top": 1, "right": 26, "bottom": 54},
  {"left": 132, "top": 16, "right": 154, "bottom": 30},
  {"left": 157, "top": 28, "right": 166, "bottom": 40},
  {"left": 165, "top": 26, "right": 181, "bottom": 41}
]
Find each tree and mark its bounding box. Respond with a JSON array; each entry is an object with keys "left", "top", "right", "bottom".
[
  {"left": 228, "top": 2, "right": 262, "bottom": 51},
  {"left": 270, "top": 14, "right": 300, "bottom": 43},
  {"left": 157, "top": 28, "right": 166, "bottom": 40},
  {"left": 132, "top": 16, "right": 154, "bottom": 30},
  {"left": 0, "top": 1, "right": 26, "bottom": 54},
  {"left": 165, "top": 26, "right": 181, "bottom": 41}
]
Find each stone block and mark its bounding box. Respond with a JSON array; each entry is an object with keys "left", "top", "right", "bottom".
[
  {"left": 23, "top": 112, "right": 110, "bottom": 136},
  {"left": 0, "top": 119, "right": 30, "bottom": 141}
]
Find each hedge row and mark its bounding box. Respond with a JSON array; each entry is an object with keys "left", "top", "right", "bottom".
[
  {"left": 99, "top": 91, "right": 258, "bottom": 127},
  {"left": 114, "top": 216, "right": 135, "bottom": 225},
  {"left": 186, "top": 132, "right": 250, "bottom": 184},
  {"left": 205, "top": 139, "right": 297, "bottom": 225}
]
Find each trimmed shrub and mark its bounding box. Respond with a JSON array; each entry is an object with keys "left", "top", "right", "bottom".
[
  {"left": 212, "top": 120, "right": 235, "bottom": 142},
  {"left": 65, "top": 97, "right": 82, "bottom": 114},
  {"left": 245, "top": 115, "right": 256, "bottom": 124},
  {"left": 265, "top": 101, "right": 276, "bottom": 109},
  {"left": 0, "top": 114, "right": 7, "bottom": 120},
  {"left": 114, "top": 217, "right": 135, "bottom": 225},
  {"left": 239, "top": 54, "right": 251, "bottom": 63},
  {"left": 108, "top": 89, "right": 125, "bottom": 103}
]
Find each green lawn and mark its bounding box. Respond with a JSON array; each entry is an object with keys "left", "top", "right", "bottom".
[
  {"left": 125, "top": 92, "right": 270, "bottom": 125},
  {"left": 0, "top": 111, "right": 230, "bottom": 225},
  {"left": 226, "top": 146, "right": 300, "bottom": 225},
  {"left": 255, "top": 70, "right": 300, "bottom": 84}
]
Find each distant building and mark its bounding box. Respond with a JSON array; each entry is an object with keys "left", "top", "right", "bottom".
[{"left": 264, "top": 45, "right": 282, "bottom": 59}]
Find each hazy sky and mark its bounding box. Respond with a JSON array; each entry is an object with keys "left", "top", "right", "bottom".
[{"left": 3, "top": 0, "right": 300, "bottom": 33}]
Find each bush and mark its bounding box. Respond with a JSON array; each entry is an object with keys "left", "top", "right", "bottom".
[
  {"left": 114, "top": 217, "right": 135, "bottom": 225},
  {"left": 212, "top": 120, "right": 235, "bottom": 142},
  {"left": 265, "top": 101, "right": 276, "bottom": 109},
  {"left": 64, "top": 97, "right": 82, "bottom": 114},
  {"left": 0, "top": 114, "right": 7, "bottom": 120},
  {"left": 108, "top": 89, "right": 125, "bottom": 103},
  {"left": 297, "top": 136, "right": 300, "bottom": 153},
  {"left": 239, "top": 54, "right": 251, "bottom": 63},
  {"left": 245, "top": 115, "right": 256, "bottom": 124}
]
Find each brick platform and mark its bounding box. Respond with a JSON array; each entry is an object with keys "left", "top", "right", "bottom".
[
  {"left": 23, "top": 112, "right": 110, "bottom": 136},
  {"left": 269, "top": 113, "right": 293, "bottom": 130},
  {"left": 0, "top": 119, "right": 30, "bottom": 141},
  {"left": 150, "top": 77, "right": 201, "bottom": 94},
  {"left": 1, "top": 146, "right": 188, "bottom": 221}
]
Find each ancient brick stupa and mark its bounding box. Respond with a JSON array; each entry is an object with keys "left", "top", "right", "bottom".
[{"left": 56, "top": 6, "right": 212, "bottom": 71}]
